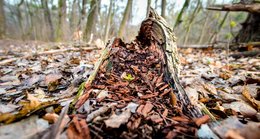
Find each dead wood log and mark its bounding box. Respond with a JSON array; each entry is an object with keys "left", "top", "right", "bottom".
[
  {"left": 207, "top": 3, "right": 260, "bottom": 13},
  {"left": 230, "top": 50, "right": 260, "bottom": 58},
  {"left": 78, "top": 8, "right": 202, "bottom": 119}
]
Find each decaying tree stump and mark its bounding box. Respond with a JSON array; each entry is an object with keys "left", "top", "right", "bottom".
[{"left": 74, "top": 8, "right": 204, "bottom": 138}]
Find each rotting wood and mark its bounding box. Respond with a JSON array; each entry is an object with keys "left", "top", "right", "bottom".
[
  {"left": 76, "top": 8, "right": 202, "bottom": 118},
  {"left": 71, "top": 8, "right": 207, "bottom": 138}
]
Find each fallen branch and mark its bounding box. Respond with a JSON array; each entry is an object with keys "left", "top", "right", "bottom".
[
  {"left": 229, "top": 50, "right": 260, "bottom": 58},
  {"left": 178, "top": 44, "right": 225, "bottom": 49},
  {"left": 0, "top": 46, "right": 99, "bottom": 66},
  {"left": 207, "top": 3, "right": 260, "bottom": 13}
]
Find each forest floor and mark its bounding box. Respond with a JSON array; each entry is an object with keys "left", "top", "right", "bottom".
[{"left": 0, "top": 40, "right": 259, "bottom": 139}]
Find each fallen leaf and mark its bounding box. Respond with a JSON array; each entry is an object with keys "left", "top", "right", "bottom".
[
  {"left": 67, "top": 116, "right": 91, "bottom": 139},
  {"left": 185, "top": 86, "right": 199, "bottom": 105},
  {"left": 137, "top": 102, "right": 153, "bottom": 117},
  {"left": 43, "top": 113, "right": 59, "bottom": 124},
  {"left": 172, "top": 116, "right": 190, "bottom": 123},
  {"left": 222, "top": 101, "right": 257, "bottom": 117},
  {"left": 225, "top": 130, "right": 245, "bottom": 139},
  {"left": 96, "top": 90, "right": 109, "bottom": 99},
  {"left": 125, "top": 102, "right": 139, "bottom": 113},
  {"left": 194, "top": 115, "right": 210, "bottom": 126},
  {"left": 0, "top": 104, "right": 19, "bottom": 113},
  {"left": 45, "top": 74, "right": 62, "bottom": 85},
  {"left": 104, "top": 109, "right": 131, "bottom": 128},
  {"left": 121, "top": 72, "right": 135, "bottom": 81},
  {"left": 149, "top": 114, "right": 163, "bottom": 123},
  {"left": 0, "top": 116, "right": 49, "bottom": 139},
  {"left": 242, "top": 86, "right": 260, "bottom": 111},
  {"left": 34, "top": 88, "right": 46, "bottom": 100}
]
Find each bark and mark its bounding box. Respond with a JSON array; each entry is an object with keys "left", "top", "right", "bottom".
[
  {"left": 146, "top": 0, "right": 151, "bottom": 17},
  {"left": 0, "top": 0, "right": 5, "bottom": 39},
  {"left": 104, "top": 0, "right": 113, "bottom": 43},
  {"left": 118, "top": 0, "right": 133, "bottom": 38},
  {"left": 56, "top": 0, "right": 67, "bottom": 41},
  {"left": 161, "top": 0, "right": 166, "bottom": 18},
  {"left": 174, "top": 0, "right": 190, "bottom": 29},
  {"left": 83, "top": 0, "right": 100, "bottom": 42},
  {"left": 234, "top": 13, "right": 260, "bottom": 42},
  {"left": 41, "top": 0, "right": 54, "bottom": 41}
]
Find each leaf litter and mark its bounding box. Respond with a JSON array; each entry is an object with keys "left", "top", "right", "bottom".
[{"left": 0, "top": 27, "right": 259, "bottom": 139}]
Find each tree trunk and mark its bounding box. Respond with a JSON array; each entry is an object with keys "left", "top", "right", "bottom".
[
  {"left": 70, "top": 0, "right": 77, "bottom": 34},
  {"left": 146, "top": 0, "right": 151, "bottom": 17},
  {"left": 174, "top": 0, "right": 190, "bottom": 29},
  {"left": 56, "top": 0, "right": 67, "bottom": 41},
  {"left": 78, "top": 0, "right": 87, "bottom": 30},
  {"left": 206, "top": 1, "right": 260, "bottom": 43},
  {"left": 83, "top": 0, "right": 100, "bottom": 42},
  {"left": 161, "top": 0, "right": 166, "bottom": 18},
  {"left": 118, "top": 0, "right": 133, "bottom": 38},
  {"left": 209, "top": 12, "right": 229, "bottom": 43},
  {"left": 234, "top": 13, "right": 260, "bottom": 42},
  {"left": 41, "top": 0, "right": 54, "bottom": 41},
  {"left": 198, "top": 12, "right": 210, "bottom": 44},
  {"left": 0, "top": 0, "right": 5, "bottom": 39},
  {"left": 183, "top": 0, "right": 201, "bottom": 45},
  {"left": 17, "top": 0, "right": 25, "bottom": 40},
  {"left": 104, "top": 0, "right": 113, "bottom": 43}
]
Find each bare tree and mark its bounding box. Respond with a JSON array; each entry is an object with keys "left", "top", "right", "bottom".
[
  {"left": 209, "top": 12, "right": 229, "bottom": 43},
  {"left": 78, "top": 0, "right": 87, "bottom": 30},
  {"left": 174, "top": 0, "right": 190, "bottom": 29},
  {"left": 118, "top": 0, "right": 133, "bottom": 38},
  {"left": 41, "top": 0, "right": 54, "bottom": 41},
  {"left": 83, "top": 0, "right": 100, "bottom": 42},
  {"left": 70, "top": 0, "right": 77, "bottom": 33},
  {"left": 183, "top": 0, "right": 202, "bottom": 45},
  {"left": 146, "top": 0, "right": 151, "bottom": 17},
  {"left": 104, "top": 0, "right": 113, "bottom": 43},
  {"left": 56, "top": 0, "right": 67, "bottom": 41},
  {"left": 0, "top": 0, "right": 5, "bottom": 39}
]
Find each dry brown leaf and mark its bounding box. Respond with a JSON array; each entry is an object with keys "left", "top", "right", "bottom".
[
  {"left": 242, "top": 86, "right": 260, "bottom": 111},
  {"left": 104, "top": 109, "right": 131, "bottom": 128},
  {"left": 43, "top": 113, "right": 59, "bottom": 124},
  {"left": 67, "top": 116, "right": 91, "bottom": 139},
  {"left": 172, "top": 116, "right": 190, "bottom": 123},
  {"left": 170, "top": 91, "right": 177, "bottom": 106},
  {"left": 137, "top": 102, "right": 153, "bottom": 117},
  {"left": 194, "top": 115, "right": 210, "bottom": 126}
]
